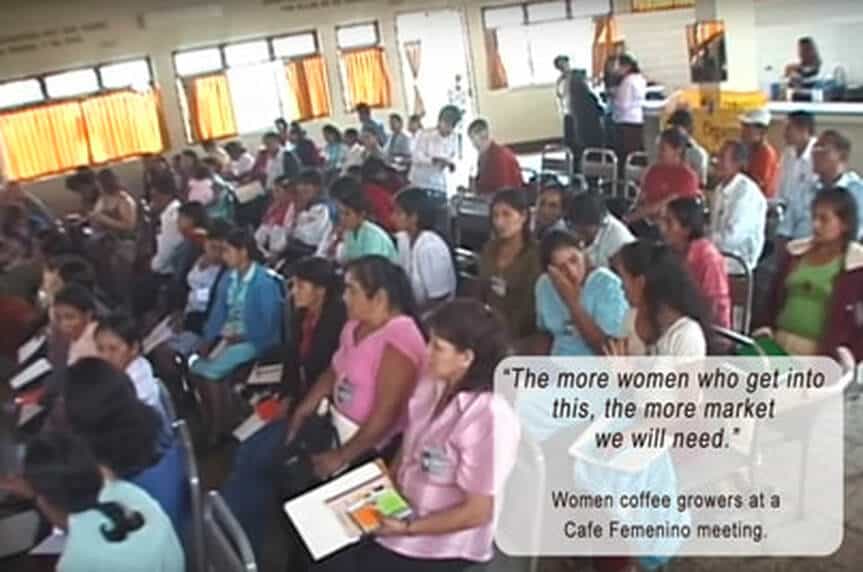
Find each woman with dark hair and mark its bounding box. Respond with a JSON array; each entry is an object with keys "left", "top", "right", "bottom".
[
  {"left": 290, "top": 121, "right": 323, "bottom": 168},
  {"left": 221, "top": 256, "right": 347, "bottom": 559},
  {"left": 758, "top": 187, "right": 863, "bottom": 359},
  {"left": 393, "top": 187, "right": 456, "bottom": 309},
  {"left": 333, "top": 177, "right": 398, "bottom": 263},
  {"left": 610, "top": 240, "right": 712, "bottom": 357},
  {"left": 659, "top": 198, "right": 731, "bottom": 329},
  {"left": 62, "top": 358, "right": 185, "bottom": 534},
  {"left": 96, "top": 313, "right": 163, "bottom": 413},
  {"left": 22, "top": 432, "right": 184, "bottom": 572},
  {"left": 322, "top": 124, "right": 348, "bottom": 171},
  {"left": 477, "top": 188, "right": 541, "bottom": 341},
  {"left": 53, "top": 284, "right": 99, "bottom": 365},
  {"left": 409, "top": 105, "right": 462, "bottom": 193},
  {"left": 612, "top": 53, "right": 647, "bottom": 166},
  {"left": 360, "top": 157, "right": 398, "bottom": 231},
  {"left": 288, "top": 256, "right": 427, "bottom": 479},
  {"left": 320, "top": 299, "right": 520, "bottom": 572},
  {"left": 191, "top": 228, "right": 284, "bottom": 441}
]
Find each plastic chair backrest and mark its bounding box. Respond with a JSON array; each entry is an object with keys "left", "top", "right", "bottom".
[
  {"left": 174, "top": 419, "right": 206, "bottom": 572},
  {"left": 203, "top": 491, "right": 258, "bottom": 572},
  {"left": 580, "top": 147, "right": 618, "bottom": 185},
  {"left": 721, "top": 251, "right": 753, "bottom": 334}
]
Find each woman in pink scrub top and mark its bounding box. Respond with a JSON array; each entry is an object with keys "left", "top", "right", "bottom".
[
  {"left": 317, "top": 300, "right": 521, "bottom": 572},
  {"left": 289, "top": 255, "right": 427, "bottom": 479}
]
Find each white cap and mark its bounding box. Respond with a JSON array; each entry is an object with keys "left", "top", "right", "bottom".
[{"left": 739, "top": 108, "right": 772, "bottom": 127}]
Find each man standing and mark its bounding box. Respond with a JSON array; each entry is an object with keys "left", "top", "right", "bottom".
[
  {"left": 554, "top": 56, "right": 575, "bottom": 157},
  {"left": 384, "top": 113, "right": 412, "bottom": 165},
  {"left": 467, "top": 119, "right": 522, "bottom": 195},
  {"left": 356, "top": 102, "right": 386, "bottom": 146},
  {"left": 810, "top": 130, "right": 863, "bottom": 239},
  {"left": 740, "top": 109, "right": 780, "bottom": 198},
  {"left": 710, "top": 140, "right": 767, "bottom": 272},
  {"left": 775, "top": 110, "right": 818, "bottom": 243}
]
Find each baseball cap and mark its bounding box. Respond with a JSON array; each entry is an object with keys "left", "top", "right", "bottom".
[{"left": 739, "top": 108, "right": 772, "bottom": 127}]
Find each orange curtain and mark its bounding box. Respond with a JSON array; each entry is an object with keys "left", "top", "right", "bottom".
[
  {"left": 286, "top": 55, "right": 332, "bottom": 121},
  {"left": 0, "top": 101, "right": 89, "bottom": 181},
  {"left": 82, "top": 90, "right": 166, "bottom": 163},
  {"left": 484, "top": 30, "right": 509, "bottom": 91},
  {"left": 342, "top": 47, "right": 392, "bottom": 109},
  {"left": 403, "top": 41, "right": 425, "bottom": 117},
  {"left": 188, "top": 74, "right": 237, "bottom": 141},
  {"left": 687, "top": 20, "right": 725, "bottom": 52},
  {"left": 592, "top": 15, "right": 621, "bottom": 81}
]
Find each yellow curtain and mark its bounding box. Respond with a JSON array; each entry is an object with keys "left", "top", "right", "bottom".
[
  {"left": 484, "top": 30, "right": 509, "bottom": 91},
  {"left": 592, "top": 15, "right": 622, "bottom": 81},
  {"left": 82, "top": 90, "right": 166, "bottom": 163},
  {"left": 687, "top": 20, "right": 725, "bottom": 51},
  {"left": 342, "top": 47, "right": 392, "bottom": 109},
  {"left": 0, "top": 102, "right": 89, "bottom": 181},
  {"left": 286, "top": 55, "right": 332, "bottom": 121},
  {"left": 632, "top": 0, "right": 694, "bottom": 11},
  {"left": 188, "top": 74, "right": 237, "bottom": 141}
]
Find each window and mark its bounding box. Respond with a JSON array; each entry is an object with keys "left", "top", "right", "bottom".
[
  {"left": 45, "top": 68, "right": 100, "bottom": 98},
  {"left": 174, "top": 31, "right": 331, "bottom": 142},
  {"left": 336, "top": 22, "right": 392, "bottom": 110},
  {"left": 0, "top": 58, "right": 164, "bottom": 181},
  {"left": 483, "top": 1, "right": 603, "bottom": 89}
]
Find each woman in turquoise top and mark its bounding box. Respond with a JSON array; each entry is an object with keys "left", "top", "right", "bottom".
[
  {"left": 520, "top": 230, "right": 628, "bottom": 442},
  {"left": 333, "top": 176, "right": 398, "bottom": 263},
  {"left": 22, "top": 431, "right": 184, "bottom": 572},
  {"left": 192, "top": 227, "right": 284, "bottom": 442}
]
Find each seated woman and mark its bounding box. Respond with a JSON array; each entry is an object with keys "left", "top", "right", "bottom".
[
  {"left": 190, "top": 228, "right": 284, "bottom": 442},
  {"left": 477, "top": 189, "right": 542, "bottom": 343},
  {"left": 221, "top": 256, "right": 347, "bottom": 559},
  {"left": 254, "top": 175, "right": 295, "bottom": 262},
  {"left": 658, "top": 198, "right": 731, "bottom": 330},
  {"left": 53, "top": 284, "right": 99, "bottom": 366},
  {"left": 319, "top": 299, "right": 520, "bottom": 572},
  {"left": 63, "top": 358, "right": 186, "bottom": 534},
  {"left": 360, "top": 157, "right": 398, "bottom": 232},
  {"left": 333, "top": 177, "right": 398, "bottom": 263},
  {"left": 759, "top": 188, "right": 863, "bottom": 359},
  {"left": 610, "top": 240, "right": 712, "bottom": 357},
  {"left": 393, "top": 187, "right": 456, "bottom": 312},
  {"left": 288, "top": 256, "right": 426, "bottom": 479},
  {"left": 22, "top": 431, "right": 184, "bottom": 572}
]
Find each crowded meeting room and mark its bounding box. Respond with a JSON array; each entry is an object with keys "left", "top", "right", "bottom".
[{"left": 1, "top": 0, "right": 863, "bottom": 571}]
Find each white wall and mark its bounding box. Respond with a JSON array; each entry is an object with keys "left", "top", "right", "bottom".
[{"left": 615, "top": 7, "right": 695, "bottom": 91}]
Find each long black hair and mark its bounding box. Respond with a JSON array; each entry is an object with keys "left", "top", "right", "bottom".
[
  {"left": 812, "top": 187, "right": 859, "bottom": 247},
  {"left": 95, "top": 312, "right": 142, "bottom": 351},
  {"left": 24, "top": 431, "right": 145, "bottom": 542},
  {"left": 344, "top": 255, "right": 425, "bottom": 338},
  {"left": 427, "top": 299, "right": 510, "bottom": 394},
  {"left": 490, "top": 188, "right": 532, "bottom": 243},
  {"left": 615, "top": 241, "right": 714, "bottom": 351},
  {"left": 293, "top": 256, "right": 343, "bottom": 306},
  {"left": 665, "top": 197, "right": 706, "bottom": 241}
]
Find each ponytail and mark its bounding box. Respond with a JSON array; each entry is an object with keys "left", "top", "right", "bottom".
[
  {"left": 96, "top": 501, "right": 145, "bottom": 542},
  {"left": 345, "top": 255, "right": 426, "bottom": 339}
]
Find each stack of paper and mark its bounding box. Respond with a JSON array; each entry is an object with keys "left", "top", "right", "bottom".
[
  {"left": 10, "top": 358, "right": 52, "bottom": 391},
  {"left": 247, "top": 363, "right": 283, "bottom": 386},
  {"left": 17, "top": 334, "right": 46, "bottom": 365}
]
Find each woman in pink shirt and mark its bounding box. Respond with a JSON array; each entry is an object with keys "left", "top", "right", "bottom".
[
  {"left": 320, "top": 299, "right": 520, "bottom": 572},
  {"left": 289, "top": 256, "right": 427, "bottom": 479},
  {"left": 659, "top": 198, "right": 731, "bottom": 329}
]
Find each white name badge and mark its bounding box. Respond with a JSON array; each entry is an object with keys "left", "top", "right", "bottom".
[
  {"left": 195, "top": 287, "right": 210, "bottom": 305},
  {"left": 490, "top": 276, "right": 507, "bottom": 298}
]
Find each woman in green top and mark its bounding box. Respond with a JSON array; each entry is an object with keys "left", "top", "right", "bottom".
[
  {"left": 333, "top": 177, "right": 398, "bottom": 263},
  {"left": 477, "top": 188, "right": 542, "bottom": 344},
  {"left": 760, "top": 187, "right": 860, "bottom": 356}
]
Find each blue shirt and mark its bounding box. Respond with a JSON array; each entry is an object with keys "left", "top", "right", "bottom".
[
  {"left": 779, "top": 170, "right": 863, "bottom": 240},
  {"left": 59, "top": 480, "right": 184, "bottom": 572}
]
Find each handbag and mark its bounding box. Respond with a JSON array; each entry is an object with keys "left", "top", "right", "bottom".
[{"left": 275, "top": 405, "right": 340, "bottom": 500}]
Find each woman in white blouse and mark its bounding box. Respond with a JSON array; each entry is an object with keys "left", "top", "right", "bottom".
[
  {"left": 393, "top": 187, "right": 457, "bottom": 313},
  {"left": 409, "top": 105, "right": 462, "bottom": 193},
  {"left": 612, "top": 54, "right": 648, "bottom": 168}
]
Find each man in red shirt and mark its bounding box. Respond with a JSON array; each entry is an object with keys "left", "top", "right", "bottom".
[
  {"left": 629, "top": 127, "right": 701, "bottom": 223},
  {"left": 468, "top": 119, "right": 523, "bottom": 194},
  {"left": 740, "top": 108, "right": 779, "bottom": 198}
]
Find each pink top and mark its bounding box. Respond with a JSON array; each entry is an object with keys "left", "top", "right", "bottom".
[
  {"left": 331, "top": 316, "right": 426, "bottom": 434},
  {"left": 377, "top": 378, "right": 520, "bottom": 563},
  {"left": 188, "top": 179, "right": 215, "bottom": 206},
  {"left": 67, "top": 322, "right": 99, "bottom": 365},
  {"left": 686, "top": 238, "right": 731, "bottom": 329}
]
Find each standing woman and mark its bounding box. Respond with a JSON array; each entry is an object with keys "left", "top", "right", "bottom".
[
  {"left": 288, "top": 256, "right": 427, "bottom": 480},
  {"left": 90, "top": 169, "right": 137, "bottom": 305},
  {"left": 21, "top": 432, "right": 184, "bottom": 572},
  {"left": 758, "top": 187, "right": 863, "bottom": 359},
  {"left": 659, "top": 198, "right": 731, "bottom": 330},
  {"left": 612, "top": 54, "right": 647, "bottom": 168},
  {"left": 191, "top": 228, "right": 284, "bottom": 442},
  {"left": 393, "top": 187, "right": 456, "bottom": 311},
  {"left": 318, "top": 299, "right": 520, "bottom": 572},
  {"left": 610, "top": 240, "right": 712, "bottom": 357},
  {"left": 477, "top": 189, "right": 542, "bottom": 343}
]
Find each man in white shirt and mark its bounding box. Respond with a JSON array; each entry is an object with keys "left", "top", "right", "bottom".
[
  {"left": 262, "top": 132, "right": 300, "bottom": 191},
  {"left": 554, "top": 56, "right": 575, "bottom": 156},
  {"left": 149, "top": 180, "right": 183, "bottom": 276},
  {"left": 775, "top": 110, "right": 818, "bottom": 242},
  {"left": 342, "top": 128, "right": 365, "bottom": 174},
  {"left": 291, "top": 170, "right": 333, "bottom": 254},
  {"left": 709, "top": 140, "right": 767, "bottom": 272},
  {"left": 566, "top": 192, "right": 634, "bottom": 268},
  {"left": 409, "top": 105, "right": 461, "bottom": 194},
  {"left": 224, "top": 141, "right": 256, "bottom": 181}
]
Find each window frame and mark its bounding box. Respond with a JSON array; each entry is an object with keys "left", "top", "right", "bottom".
[
  {"left": 335, "top": 21, "right": 390, "bottom": 112},
  {"left": 335, "top": 21, "right": 382, "bottom": 51}
]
